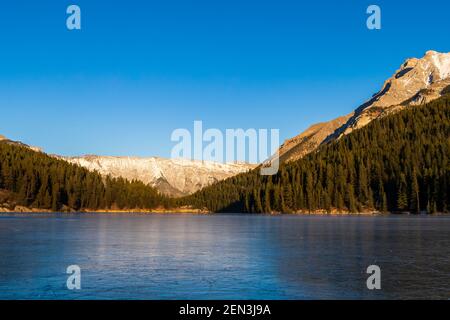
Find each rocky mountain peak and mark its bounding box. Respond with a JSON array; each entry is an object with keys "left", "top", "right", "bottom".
[
  {"left": 276, "top": 50, "right": 450, "bottom": 164},
  {"left": 326, "top": 51, "right": 450, "bottom": 140}
]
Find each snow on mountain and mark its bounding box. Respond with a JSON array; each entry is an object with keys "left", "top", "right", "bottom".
[
  {"left": 1, "top": 134, "right": 255, "bottom": 197},
  {"left": 62, "top": 155, "right": 256, "bottom": 197},
  {"left": 327, "top": 50, "right": 450, "bottom": 140},
  {"left": 277, "top": 51, "right": 450, "bottom": 163}
]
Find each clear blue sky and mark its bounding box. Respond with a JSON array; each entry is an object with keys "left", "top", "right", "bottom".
[{"left": 0, "top": 0, "right": 449, "bottom": 158}]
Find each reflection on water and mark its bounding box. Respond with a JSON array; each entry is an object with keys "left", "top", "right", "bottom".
[{"left": 0, "top": 214, "right": 449, "bottom": 299}]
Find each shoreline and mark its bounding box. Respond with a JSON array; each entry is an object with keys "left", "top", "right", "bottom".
[
  {"left": 0, "top": 206, "right": 209, "bottom": 215},
  {"left": 1, "top": 206, "right": 447, "bottom": 216}
]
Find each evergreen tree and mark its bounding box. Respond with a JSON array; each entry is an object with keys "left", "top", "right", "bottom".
[
  {"left": 183, "top": 94, "right": 450, "bottom": 214},
  {"left": 0, "top": 142, "right": 168, "bottom": 211}
]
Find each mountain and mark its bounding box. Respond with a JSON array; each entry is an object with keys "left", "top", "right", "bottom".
[
  {"left": 278, "top": 51, "right": 450, "bottom": 163},
  {"left": 61, "top": 155, "right": 256, "bottom": 197},
  {"left": 0, "top": 134, "right": 42, "bottom": 153},
  {"left": 327, "top": 50, "right": 450, "bottom": 141},
  {"left": 0, "top": 133, "right": 255, "bottom": 198},
  {"left": 0, "top": 141, "right": 165, "bottom": 212},
  {"left": 277, "top": 114, "right": 352, "bottom": 163},
  {"left": 185, "top": 94, "right": 450, "bottom": 214}
]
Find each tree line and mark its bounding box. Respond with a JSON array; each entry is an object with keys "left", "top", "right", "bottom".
[
  {"left": 183, "top": 95, "right": 450, "bottom": 214},
  {"left": 2, "top": 94, "right": 449, "bottom": 213},
  {"left": 0, "top": 143, "right": 169, "bottom": 211}
]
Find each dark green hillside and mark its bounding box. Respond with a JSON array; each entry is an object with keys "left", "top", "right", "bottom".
[
  {"left": 184, "top": 95, "right": 450, "bottom": 214},
  {"left": 0, "top": 143, "right": 168, "bottom": 211}
]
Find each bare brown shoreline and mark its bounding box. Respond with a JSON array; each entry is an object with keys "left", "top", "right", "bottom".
[
  {"left": 1, "top": 206, "right": 444, "bottom": 216},
  {"left": 0, "top": 206, "right": 209, "bottom": 214},
  {"left": 1, "top": 201, "right": 446, "bottom": 216}
]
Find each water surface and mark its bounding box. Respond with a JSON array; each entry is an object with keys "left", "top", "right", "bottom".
[{"left": 0, "top": 213, "right": 449, "bottom": 299}]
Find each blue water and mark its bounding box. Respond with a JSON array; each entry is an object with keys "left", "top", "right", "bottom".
[{"left": 0, "top": 213, "right": 449, "bottom": 300}]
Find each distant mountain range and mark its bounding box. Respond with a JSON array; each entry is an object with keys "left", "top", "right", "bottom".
[
  {"left": 60, "top": 156, "right": 256, "bottom": 197},
  {"left": 0, "top": 51, "right": 450, "bottom": 212},
  {"left": 0, "top": 134, "right": 255, "bottom": 197}
]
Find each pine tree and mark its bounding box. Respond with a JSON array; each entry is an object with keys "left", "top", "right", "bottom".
[
  {"left": 396, "top": 174, "right": 408, "bottom": 211},
  {"left": 410, "top": 168, "right": 420, "bottom": 213}
]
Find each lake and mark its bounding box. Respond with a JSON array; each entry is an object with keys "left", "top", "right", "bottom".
[{"left": 0, "top": 213, "right": 449, "bottom": 300}]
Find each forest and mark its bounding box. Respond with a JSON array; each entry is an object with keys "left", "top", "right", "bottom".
[
  {"left": 1, "top": 95, "right": 450, "bottom": 213},
  {"left": 183, "top": 95, "right": 450, "bottom": 214},
  {"left": 0, "top": 142, "right": 168, "bottom": 211}
]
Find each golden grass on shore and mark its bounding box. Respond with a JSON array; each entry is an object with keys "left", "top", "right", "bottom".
[{"left": 0, "top": 205, "right": 210, "bottom": 214}]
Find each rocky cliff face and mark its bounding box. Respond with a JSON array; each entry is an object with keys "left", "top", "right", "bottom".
[
  {"left": 279, "top": 50, "right": 450, "bottom": 163},
  {"left": 62, "top": 156, "right": 256, "bottom": 197},
  {"left": 277, "top": 114, "right": 352, "bottom": 163},
  {"left": 327, "top": 50, "right": 450, "bottom": 141}
]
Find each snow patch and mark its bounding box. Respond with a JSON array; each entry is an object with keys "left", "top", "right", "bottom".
[{"left": 62, "top": 155, "right": 256, "bottom": 196}]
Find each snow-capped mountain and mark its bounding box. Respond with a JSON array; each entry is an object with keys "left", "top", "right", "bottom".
[
  {"left": 1, "top": 133, "right": 255, "bottom": 197},
  {"left": 327, "top": 50, "right": 450, "bottom": 140},
  {"left": 62, "top": 155, "right": 256, "bottom": 197},
  {"left": 278, "top": 50, "right": 450, "bottom": 163}
]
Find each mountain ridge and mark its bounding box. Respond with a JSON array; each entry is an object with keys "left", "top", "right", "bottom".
[
  {"left": 61, "top": 155, "right": 256, "bottom": 197},
  {"left": 277, "top": 114, "right": 353, "bottom": 163},
  {"left": 0, "top": 133, "right": 256, "bottom": 197},
  {"left": 278, "top": 50, "right": 450, "bottom": 163},
  {"left": 185, "top": 94, "right": 450, "bottom": 214},
  {"left": 0, "top": 135, "right": 43, "bottom": 153},
  {"left": 326, "top": 50, "right": 450, "bottom": 142}
]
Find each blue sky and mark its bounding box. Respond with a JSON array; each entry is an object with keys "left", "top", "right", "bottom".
[{"left": 0, "top": 0, "right": 449, "bottom": 158}]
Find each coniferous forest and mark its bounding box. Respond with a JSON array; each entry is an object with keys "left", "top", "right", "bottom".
[
  {"left": 1, "top": 95, "right": 450, "bottom": 213},
  {"left": 0, "top": 143, "right": 168, "bottom": 211},
  {"left": 183, "top": 95, "right": 450, "bottom": 214}
]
